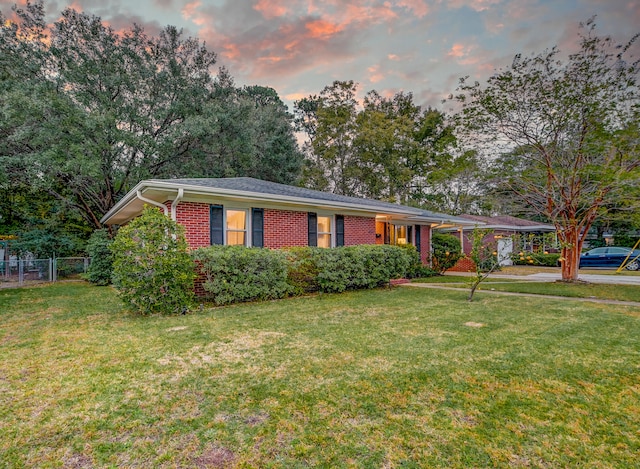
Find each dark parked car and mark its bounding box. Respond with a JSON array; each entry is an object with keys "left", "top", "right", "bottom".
[{"left": 579, "top": 247, "right": 640, "bottom": 271}]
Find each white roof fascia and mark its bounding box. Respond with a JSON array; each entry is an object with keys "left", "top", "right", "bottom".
[
  {"left": 100, "top": 180, "right": 149, "bottom": 224},
  {"left": 101, "top": 180, "right": 446, "bottom": 225},
  {"left": 438, "top": 224, "right": 555, "bottom": 232}
]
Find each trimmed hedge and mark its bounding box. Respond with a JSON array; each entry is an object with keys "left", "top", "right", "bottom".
[
  {"left": 193, "top": 244, "right": 413, "bottom": 305},
  {"left": 284, "top": 247, "right": 320, "bottom": 295},
  {"left": 512, "top": 251, "right": 561, "bottom": 267},
  {"left": 313, "top": 244, "right": 411, "bottom": 293},
  {"left": 193, "top": 246, "right": 292, "bottom": 305}
]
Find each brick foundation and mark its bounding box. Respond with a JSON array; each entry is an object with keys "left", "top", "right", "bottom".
[{"left": 448, "top": 257, "right": 476, "bottom": 272}]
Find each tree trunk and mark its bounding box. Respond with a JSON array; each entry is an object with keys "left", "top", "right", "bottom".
[{"left": 560, "top": 229, "right": 583, "bottom": 281}]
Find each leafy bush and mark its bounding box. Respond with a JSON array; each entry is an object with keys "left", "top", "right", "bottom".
[
  {"left": 84, "top": 229, "right": 113, "bottom": 285},
  {"left": 614, "top": 234, "right": 639, "bottom": 248},
  {"left": 193, "top": 245, "right": 291, "bottom": 305},
  {"left": 512, "top": 251, "right": 561, "bottom": 267},
  {"left": 12, "top": 228, "right": 84, "bottom": 259},
  {"left": 395, "top": 243, "right": 428, "bottom": 278},
  {"left": 431, "top": 233, "right": 463, "bottom": 274},
  {"left": 284, "top": 247, "right": 321, "bottom": 295},
  {"left": 313, "top": 244, "right": 411, "bottom": 293},
  {"left": 110, "top": 207, "right": 195, "bottom": 315}
]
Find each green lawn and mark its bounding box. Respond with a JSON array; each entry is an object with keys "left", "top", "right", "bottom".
[
  {"left": 1, "top": 283, "right": 639, "bottom": 468},
  {"left": 412, "top": 276, "right": 640, "bottom": 302}
]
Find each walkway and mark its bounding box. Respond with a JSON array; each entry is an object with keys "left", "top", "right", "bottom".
[
  {"left": 405, "top": 270, "right": 640, "bottom": 307},
  {"left": 403, "top": 283, "right": 640, "bottom": 308},
  {"left": 442, "top": 271, "right": 640, "bottom": 285}
]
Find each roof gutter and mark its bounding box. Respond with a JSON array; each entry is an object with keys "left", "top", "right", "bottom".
[
  {"left": 170, "top": 188, "right": 184, "bottom": 221},
  {"left": 137, "top": 190, "right": 168, "bottom": 216}
]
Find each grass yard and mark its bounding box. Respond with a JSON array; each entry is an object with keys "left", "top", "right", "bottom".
[
  {"left": 1, "top": 283, "right": 639, "bottom": 468},
  {"left": 412, "top": 276, "right": 640, "bottom": 303}
]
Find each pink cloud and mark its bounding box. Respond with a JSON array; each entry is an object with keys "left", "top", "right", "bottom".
[
  {"left": 397, "top": 0, "right": 429, "bottom": 18},
  {"left": 181, "top": 0, "right": 201, "bottom": 21},
  {"left": 254, "top": 0, "right": 292, "bottom": 20},
  {"left": 367, "top": 64, "right": 385, "bottom": 83},
  {"left": 284, "top": 92, "right": 309, "bottom": 101},
  {"left": 305, "top": 18, "right": 343, "bottom": 39},
  {"left": 448, "top": 42, "right": 472, "bottom": 58},
  {"left": 446, "top": 0, "right": 503, "bottom": 12}
]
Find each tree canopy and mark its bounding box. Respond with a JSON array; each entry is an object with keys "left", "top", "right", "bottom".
[
  {"left": 294, "top": 81, "right": 481, "bottom": 209},
  {"left": 453, "top": 18, "right": 640, "bottom": 280},
  {"left": 0, "top": 1, "right": 302, "bottom": 245}
]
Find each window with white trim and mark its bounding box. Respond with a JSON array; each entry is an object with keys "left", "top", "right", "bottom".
[
  {"left": 226, "top": 209, "right": 247, "bottom": 246},
  {"left": 317, "top": 216, "right": 332, "bottom": 248},
  {"left": 211, "top": 205, "right": 250, "bottom": 246}
]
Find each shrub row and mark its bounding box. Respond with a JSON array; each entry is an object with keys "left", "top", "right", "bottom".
[
  {"left": 512, "top": 251, "right": 561, "bottom": 267},
  {"left": 193, "top": 244, "right": 413, "bottom": 305},
  {"left": 193, "top": 246, "right": 291, "bottom": 306}
]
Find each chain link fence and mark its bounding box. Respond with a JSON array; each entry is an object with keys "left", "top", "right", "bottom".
[{"left": 0, "top": 257, "right": 91, "bottom": 288}]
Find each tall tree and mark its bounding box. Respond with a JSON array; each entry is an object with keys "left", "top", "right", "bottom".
[
  {"left": 353, "top": 90, "right": 420, "bottom": 203},
  {"left": 295, "top": 80, "right": 359, "bottom": 195},
  {"left": 453, "top": 19, "right": 640, "bottom": 281},
  {"left": 0, "top": 2, "right": 302, "bottom": 235},
  {"left": 295, "top": 83, "right": 465, "bottom": 205}
]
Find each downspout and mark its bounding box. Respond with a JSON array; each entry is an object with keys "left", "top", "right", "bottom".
[
  {"left": 171, "top": 188, "right": 184, "bottom": 222},
  {"left": 136, "top": 190, "right": 168, "bottom": 216}
]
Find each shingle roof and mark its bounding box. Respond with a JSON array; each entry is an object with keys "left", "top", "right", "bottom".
[
  {"left": 151, "top": 177, "right": 471, "bottom": 223},
  {"left": 101, "top": 177, "right": 480, "bottom": 226},
  {"left": 459, "top": 214, "right": 554, "bottom": 229}
]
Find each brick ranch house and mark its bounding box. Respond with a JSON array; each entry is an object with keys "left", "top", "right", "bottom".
[{"left": 100, "top": 177, "right": 477, "bottom": 265}]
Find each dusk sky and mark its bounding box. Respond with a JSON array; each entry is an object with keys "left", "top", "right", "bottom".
[{"left": 2, "top": 0, "right": 639, "bottom": 112}]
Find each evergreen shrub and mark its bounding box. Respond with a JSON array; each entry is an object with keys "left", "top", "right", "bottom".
[
  {"left": 193, "top": 245, "right": 291, "bottom": 305},
  {"left": 512, "top": 251, "right": 561, "bottom": 267},
  {"left": 110, "top": 207, "right": 195, "bottom": 315},
  {"left": 431, "top": 233, "right": 463, "bottom": 274},
  {"left": 84, "top": 228, "right": 113, "bottom": 285},
  {"left": 284, "top": 247, "right": 321, "bottom": 295},
  {"left": 396, "top": 243, "right": 435, "bottom": 278},
  {"left": 313, "top": 244, "right": 411, "bottom": 293}
]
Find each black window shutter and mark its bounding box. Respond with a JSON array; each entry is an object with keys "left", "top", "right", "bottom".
[
  {"left": 336, "top": 215, "right": 345, "bottom": 246},
  {"left": 414, "top": 225, "right": 421, "bottom": 254},
  {"left": 252, "top": 208, "right": 264, "bottom": 248},
  {"left": 308, "top": 212, "right": 318, "bottom": 247},
  {"left": 210, "top": 205, "right": 224, "bottom": 245}
]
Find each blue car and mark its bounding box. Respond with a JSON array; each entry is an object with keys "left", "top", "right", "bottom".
[{"left": 579, "top": 247, "right": 640, "bottom": 271}]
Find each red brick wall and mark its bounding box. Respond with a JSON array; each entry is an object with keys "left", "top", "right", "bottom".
[
  {"left": 419, "top": 225, "right": 431, "bottom": 266},
  {"left": 344, "top": 216, "right": 376, "bottom": 246},
  {"left": 448, "top": 257, "right": 476, "bottom": 272},
  {"left": 263, "top": 209, "right": 308, "bottom": 249},
  {"left": 171, "top": 203, "right": 404, "bottom": 256},
  {"left": 174, "top": 202, "right": 211, "bottom": 249}
]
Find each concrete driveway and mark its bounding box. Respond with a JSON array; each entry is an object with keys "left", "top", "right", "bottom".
[{"left": 527, "top": 272, "right": 640, "bottom": 285}]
